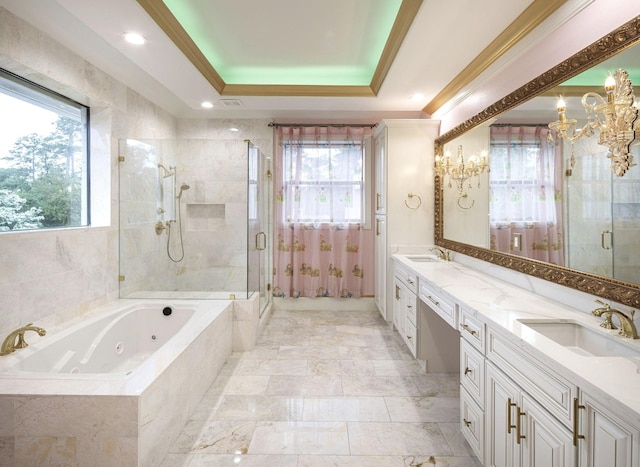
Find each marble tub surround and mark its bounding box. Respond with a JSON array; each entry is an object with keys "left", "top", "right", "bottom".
[
  {"left": 159, "top": 307, "right": 480, "bottom": 467},
  {"left": 393, "top": 253, "right": 640, "bottom": 427},
  {"left": 0, "top": 299, "right": 233, "bottom": 466}
]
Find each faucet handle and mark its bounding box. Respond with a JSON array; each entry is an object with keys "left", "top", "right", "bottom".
[{"left": 594, "top": 299, "right": 610, "bottom": 310}]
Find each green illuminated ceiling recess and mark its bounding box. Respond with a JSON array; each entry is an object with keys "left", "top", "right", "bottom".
[
  {"left": 137, "top": 0, "right": 421, "bottom": 96},
  {"left": 162, "top": 0, "right": 402, "bottom": 86}
]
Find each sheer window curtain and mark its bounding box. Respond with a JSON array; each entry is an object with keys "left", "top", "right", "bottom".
[
  {"left": 272, "top": 126, "right": 374, "bottom": 298},
  {"left": 489, "top": 126, "right": 565, "bottom": 265}
]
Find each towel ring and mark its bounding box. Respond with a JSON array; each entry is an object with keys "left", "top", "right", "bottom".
[{"left": 404, "top": 193, "right": 422, "bottom": 211}]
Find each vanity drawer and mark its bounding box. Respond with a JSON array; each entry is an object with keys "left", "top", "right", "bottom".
[
  {"left": 405, "top": 318, "right": 417, "bottom": 357},
  {"left": 459, "top": 307, "right": 485, "bottom": 353},
  {"left": 461, "top": 386, "right": 484, "bottom": 461},
  {"left": 419, "top": 281, "right": 457, "bottom": 328},
  {"left": 395, "top": 262, "right": 418, "bottom": 294},
  {"left": 460, "top": 339, "right": 484, "bottom": 406},
  {"left": 487, "top": 329, "right": 577, "bottom": 428}
]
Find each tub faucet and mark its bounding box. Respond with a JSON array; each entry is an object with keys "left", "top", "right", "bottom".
[
  {"left": 591, "top": 300, "right": 638, "bottom": 339},
  {"left": 0, "top": 323, "right": 47, "bottom": 356}
]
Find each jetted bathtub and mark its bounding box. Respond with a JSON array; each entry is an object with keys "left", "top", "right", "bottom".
[{"left": 0, "top": 299, "right": 234, "bottom": 466}]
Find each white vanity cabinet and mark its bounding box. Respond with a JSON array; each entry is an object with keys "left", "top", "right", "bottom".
[
  {"left": 393, "top": 261, "right": 418, "bottom": 357},
  {"left": 373, "top": 119, "right": 439, "bottom": 321},
  {"left": 484, "top": 328, "right": 577, "bottom": 467},
  {"left": 577, "top": 390, "right": 640, "bottom": 467}
]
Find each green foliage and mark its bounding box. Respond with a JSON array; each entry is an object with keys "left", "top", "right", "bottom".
[{"left": 0, "top": 116, "right": 84, "bottom": 230}]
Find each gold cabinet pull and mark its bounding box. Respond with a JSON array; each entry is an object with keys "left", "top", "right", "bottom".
[
  {"left": 426, "top": 295, "right": 440, "bottom": 307},
  {"left": 507, "top": 398, "right": 517, "bottom": 434},
  {"left": 461, "top": 324, "right": 477, "bottom": 336},
  {"left": 407, "top": 278, "right": 414, "bottom": 285},
  {"left": 376, "top": 193, "right": 382, "bottom": 211},
  {"left": 395, "top": 285, "right": 400, "bottom": 300},
  {"left": 464, "top": 367, "right": 472, "bottom": 375},
  {"left": 376, "top": 218, "right": 381, "bottom": 236},
  {"left": 573, "top": 397, "right": 586, "bottom": 446},
  {"left": 516, "top": 407, "right": 526, "bottom": 444},
  {"left": 463, "top": 418, "right": 472, "bottom": 427}
]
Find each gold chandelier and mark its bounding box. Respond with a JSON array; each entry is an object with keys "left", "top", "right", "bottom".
[
  {"left": 548, "top": 68, "right": 639, "bottom": 176},
  {"left": 435, "top": 145, "right": 488, "bottom": 209}
]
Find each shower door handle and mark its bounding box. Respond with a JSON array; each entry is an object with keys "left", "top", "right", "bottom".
[
  {"left": 256, "top": 232, "right": 267, "bottom": 251},
  {"left": 601, "top": 230, "right": 613, "bottom": 250}
]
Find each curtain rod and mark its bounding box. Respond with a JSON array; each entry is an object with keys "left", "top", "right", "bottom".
[{"left": 268, "top": 122, "right": 378, "bottom": 129}]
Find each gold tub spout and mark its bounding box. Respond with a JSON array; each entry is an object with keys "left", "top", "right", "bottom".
[{"left": 0, "top": 323, "right": 47, "bottom": 356}]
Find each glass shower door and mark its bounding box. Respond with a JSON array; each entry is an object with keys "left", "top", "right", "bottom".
[{"left": 247, "top": 141, "right": 272, "bottom": 317}]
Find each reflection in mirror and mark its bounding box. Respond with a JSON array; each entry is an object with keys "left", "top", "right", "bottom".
[{"left": 435, "top": 16, "right": 640, "bottom": 308}]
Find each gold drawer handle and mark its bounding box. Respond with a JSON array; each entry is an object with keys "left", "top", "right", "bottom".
[
  {"left": 463, "top": 418, "right": 472, "bottom": 427},
  {"left": 507, "top": 398, "right": 517, "bottom": 434},
  {"left": 461, "top": 324, "right": 477, "bottom": 336},
  {"left": 573, "top": 397, "right": 586, "bottom": 446},
  {"left": 464, "top": 367, "right": 472, "bottom": 375},
  {"left": 516, "top": 407, "right": 526, "bottom": 444},
  {"left": 407, "top": 278, "right": 414, "bottom": 285},
  {"left": 426, "top": 295, "right": 440, "bottom": 307}
]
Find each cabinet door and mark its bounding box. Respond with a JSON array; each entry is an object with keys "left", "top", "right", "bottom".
[
  {"left": 521, "top": 394, "right": 574, "bottom": 467},
  {"left": 579, "top": 391, "right": 639, "bottom": 467},
  {"left": 486, "top": 363, "right": 521, "bottom": 467},
  {"left": 374, "top": 215, "right": 386, "bottom": 319},
  {"left": 374, "top": 130, "right": 386, "bottom": 215}
]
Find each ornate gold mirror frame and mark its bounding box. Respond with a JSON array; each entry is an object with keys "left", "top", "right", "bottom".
[{"left": 434, "top": 16, "right": 640, "bottom": 308}]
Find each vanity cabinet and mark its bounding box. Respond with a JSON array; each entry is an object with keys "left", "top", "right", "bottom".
[
  {"left": 393, "top": 261, "right": 418, "bottom": 357},
  {"left": 373, "top": 119, "right": 439, "bottom": 321},
  {"left": 577, "top": 390, "right": 639, "bottom": 467}
]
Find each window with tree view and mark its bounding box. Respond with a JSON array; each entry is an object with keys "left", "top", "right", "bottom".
[{"left": 0, "top": 69, "right": 89, "bottom": 231}]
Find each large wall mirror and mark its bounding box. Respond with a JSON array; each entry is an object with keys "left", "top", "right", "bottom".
[{"left": 434, "top": 16, "right": 640, "bottom": 308}]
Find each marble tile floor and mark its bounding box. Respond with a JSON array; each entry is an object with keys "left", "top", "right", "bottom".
[{"left": 160, "top": 307, "right": 481, "bottom": 467}]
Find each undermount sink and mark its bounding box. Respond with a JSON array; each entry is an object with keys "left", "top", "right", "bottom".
[
  {"left": 518, "top": 319, "right": 640, "bottom": 358},
  {"left": 405, "top": 255, "right": 439, "bottom": 263}
]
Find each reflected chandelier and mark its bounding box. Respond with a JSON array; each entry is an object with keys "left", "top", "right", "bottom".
[
  {"left": 435, "top": 145, "right": 488, "bottom": 209},
  {"left": 548, "top": 68, "right": 639, "bottom": 176}
]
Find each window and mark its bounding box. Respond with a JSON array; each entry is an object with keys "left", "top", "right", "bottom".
[
  {"left": 0, "top": 68, "right": 89, "bottom": 231},
  {"left": 281, "top": 140, "right": 365, "bottom": 224}
]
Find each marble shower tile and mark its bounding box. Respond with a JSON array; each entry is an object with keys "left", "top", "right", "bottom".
[
  {"left": 249, "top": 421, "right": 349, "bottom": 455},
  {"left": 384, "top": 397, "right": 460, "bottom": 423},
  {"left": 347, "top": 422, "right": 453, "bottom": 456}
]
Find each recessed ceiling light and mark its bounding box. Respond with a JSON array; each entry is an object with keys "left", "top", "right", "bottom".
[
  {"left": 230, "top": 128, "right": 239, "bottom": 132},
  {"left": 124, "top": 32, "right": 146, "bottom": 45},
  {"left": 201, "top": 101, "right": 214, "bottom": 109},
  {"left": 411, "top": 93, "right": 425, "bottom": 102}
]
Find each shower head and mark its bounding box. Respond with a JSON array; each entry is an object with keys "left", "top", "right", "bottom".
[
  {"left": 177, "top": 183, "right": 190, "bottom": 199},
  {"left": 158, "top": 164, "right": 174, "bottom": 178}
]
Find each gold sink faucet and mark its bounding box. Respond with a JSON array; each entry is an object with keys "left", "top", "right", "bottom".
[
  {"left": 0, "top": 323, "right": 47, "bottom": 356},
  {"left": 429, "top": 247, "right": 450, "bottom": 261},
  {"left": 591, "top": 300, "right": 638, "bottom": 339}
]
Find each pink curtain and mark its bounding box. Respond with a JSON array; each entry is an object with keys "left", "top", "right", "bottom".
[
  {"left": 489, "top": 126, "right": 565, "bottom": 266},
  {"left": 272, "top": 126, "right": 374, "bottom": 298}
]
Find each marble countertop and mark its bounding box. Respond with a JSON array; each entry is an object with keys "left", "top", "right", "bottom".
[{"left": 392, "top": 253, "right": 640, "bottom": 427}]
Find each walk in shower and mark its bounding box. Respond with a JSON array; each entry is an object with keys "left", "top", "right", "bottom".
[{"left": 118, "top": 138, "right": 272, "bottom": 316}]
